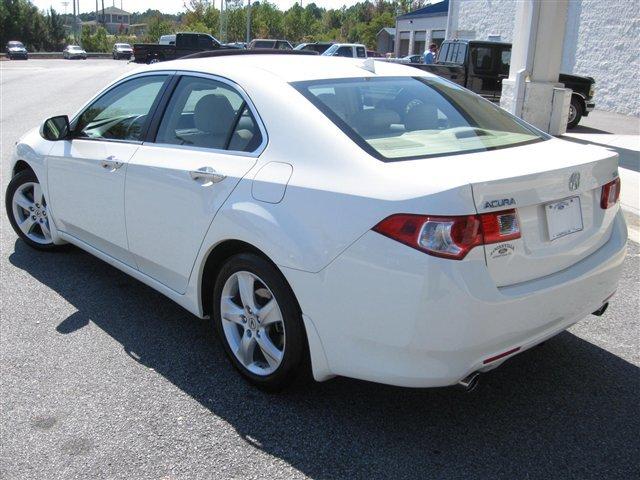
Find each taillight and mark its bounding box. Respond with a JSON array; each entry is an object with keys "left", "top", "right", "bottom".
[
  {"left": 600, "top": 178, "right": 621, "bottom": 209},
  {"left": 373, "top": 209, "right": 521, "bottom": 260}
]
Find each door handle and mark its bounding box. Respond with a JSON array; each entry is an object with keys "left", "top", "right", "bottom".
[
  {"left": 189, "top": 167, "right": 225, "bottom": 184},
  {"left": 100, "top": 156, "right": 124, "bottom": 171}
]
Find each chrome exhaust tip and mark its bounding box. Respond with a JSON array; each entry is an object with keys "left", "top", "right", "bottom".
[
  {"left": 592, "top": 302, "right": 609, "bottom": 317},
  {"left": 457, "top": 372, "right": 480, "bottom": 392}
]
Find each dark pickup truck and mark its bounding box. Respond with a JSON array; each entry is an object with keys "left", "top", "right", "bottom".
[
  {"left": 133, "top": 32, "right": 238, "bottom": 64},
  {"left": 412, "top": 40, "right": 595, "bottom": 128}
]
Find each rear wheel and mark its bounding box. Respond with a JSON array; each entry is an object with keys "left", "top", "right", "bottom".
[
  {"left": 567, "top": 96, "right": 583, "bottom": 129},
  {"left": 213, "top": 253, "right": 307, "bottom": 390},
  {"left": 6, "top": 170, "right": 58, "bottom": 251}
]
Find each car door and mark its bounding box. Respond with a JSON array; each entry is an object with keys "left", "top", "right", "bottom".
[
  {"left": 124, "top": 73, "right": 266, "bottom": 293},
  {"left": 46, "top": 73, "right": 170, "bottom": 266}
]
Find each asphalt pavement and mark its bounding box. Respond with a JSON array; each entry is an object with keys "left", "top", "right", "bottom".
[{"left": 1, "top": 60, "right": 639, "bottom": 480}]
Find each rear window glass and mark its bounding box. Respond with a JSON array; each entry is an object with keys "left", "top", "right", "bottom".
[{"left": 293, "top": 76, "right": 547, "bottom": 161}]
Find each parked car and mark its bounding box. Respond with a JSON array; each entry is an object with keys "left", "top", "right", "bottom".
[
  {"left": 63, "top": 45, "right": 87, "bottom": 60},
  {"left": 403, "top": 54, "right": 423, "bottom": 63},
  {"left": 133, "top": 32, "right": 238, "bottom": 64},
  {"left": 7, "top": 54, "right": 626, "bottom": 391},
  {"left": 5, "top": 41, "right": 28, "bottom": 60},
  {"left": 321, "top": 43, "right": 367, "bottom": 58},
  {"left": 412, "top": 39, "right": 595, "bottom": 128},
  {"left": 226, "top": 42, "right": 247, "bottom": 49},
  {"left": 248, "top": 39, "right": 293, "bottom": 50},
  {"left": 112, "top": 43, "right": 133, "bottom": 60},
  {"left": 159, "top": 34, "right": 176, "bottom": 45},
  {"left": 294, "top": 42, "right": 333, "bottom": 54}
]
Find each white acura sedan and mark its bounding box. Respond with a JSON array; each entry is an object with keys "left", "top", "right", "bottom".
[{"left": 6, "top": 53, "right": 627, "bottom": 390}]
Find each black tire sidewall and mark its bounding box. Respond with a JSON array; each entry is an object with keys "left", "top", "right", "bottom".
[
  {"left": 568, "top": 97, "right": 583, "bottom": 129},
  {"left": 212, "top": 253, "right": 306, "bottom": 390},
  {"left": 5, "top": 170, "right": 58, "bottom": 251}
]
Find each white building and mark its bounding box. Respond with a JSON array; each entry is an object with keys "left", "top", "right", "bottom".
[
  {"left": 445, "top": 0, "right": 640, "bottom": 116},
  {"left": 394, "top": 0, "right": 448, "bottom": 58}
]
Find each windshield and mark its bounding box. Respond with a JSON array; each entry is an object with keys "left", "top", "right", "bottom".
[
  {"left": 116, "top": 43, "right": 131, "bottom": 48},
  {"left": 293, "top": 76, "right": 547, "bottom": 161},
  {"left": 8, "top": 42, "right": 24, "bottom": 48}
]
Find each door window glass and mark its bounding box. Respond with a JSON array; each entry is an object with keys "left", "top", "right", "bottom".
[
  {"left": 75, "top": 75, "right": 167, "bottom": 141},
  {"left": 335, "top": 46, "right": 352, "bottom": 57},
  {"left": 356, "top": 46, "right": 366, "bottom": 58},
  {"left": 472, "top": 47, "right": 493, "bottom": 71},
  {"left": 155, "top": 76, "right": 262, "bottom": 152}
]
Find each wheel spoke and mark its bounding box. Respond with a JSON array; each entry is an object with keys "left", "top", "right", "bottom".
[
  {"left": 14, "top": 192, "right": 33, "bottom": 211},
  {"left": 18, "top": 216, "right": 35, "bottom": 235},
  {"left": 256, "top": 333, "right": 283, "bottom": 369},
  {"left": 39, "top": 220, "right": 51, "bottom": 239},
  {"left": 258, "top": 299, "right": 282, "bottom": 327},
  {"left": 237, "top": 331, "right": 256, "bottom": 365},
  {"left": 33, "top": 183, "right": 44, "bottom": 205},
  {"left": 236, "top": 272, "right": 257, "bottom": 312},
  {"left": 221, "top": 297, "right": 245, "bottom": 325}
]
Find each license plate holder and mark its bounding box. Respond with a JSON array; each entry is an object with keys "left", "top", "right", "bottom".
[{"left": 545, "top": 196, "right": 583, "bottom": 241}]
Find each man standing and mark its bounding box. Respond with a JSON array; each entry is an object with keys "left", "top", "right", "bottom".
[{"left": 423, "top": 43, "right": 437, "bottom": 64}]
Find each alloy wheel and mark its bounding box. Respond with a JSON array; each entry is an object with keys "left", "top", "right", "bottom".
[
  {"left": 220, "top": 271, "right": 286, "bottom": 376},
  {"left": 568, "top": 104, "right": 577, "bottom": 124},
  {"left": 11, "top": 182, "right": 52, "bottom": 245}
]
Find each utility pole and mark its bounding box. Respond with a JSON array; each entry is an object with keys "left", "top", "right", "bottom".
[
  {"left": 72, "top": 0, "right": 77, "bottom": 42},
  {"left": 246, "top": 0, "right": 251, "bottom": 44}
]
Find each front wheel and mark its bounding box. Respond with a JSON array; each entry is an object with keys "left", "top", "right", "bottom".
[
  {"left": 213, "top": 253, "right": 308, "bottom": 390},
  {"left": 6, "top": 170, "right": 58, "bottom": 251},
  {"left": 567, "top": 96, "right": 583, "bottom": 129}
]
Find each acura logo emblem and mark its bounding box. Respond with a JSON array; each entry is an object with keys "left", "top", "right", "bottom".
[{"left": 569, "top": 172, "right": 580, "bottom": 191}]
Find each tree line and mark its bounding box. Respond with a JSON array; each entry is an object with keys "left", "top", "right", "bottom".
[{"left": 1, "top": 0, "right": 433, "bottom": 52}]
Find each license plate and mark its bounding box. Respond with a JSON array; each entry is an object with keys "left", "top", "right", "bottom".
[{"left": 545, "top": 196, "right": 583, "bottom": 241}]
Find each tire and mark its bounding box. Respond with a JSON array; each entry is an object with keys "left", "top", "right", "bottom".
[
  {"left": 6, "top": 169, "right": 58, "bottom": 251},
  {"left": 213, "top": 253, "right": 307, "bottom": 391},
  {"left": 567, "top": 96, "right": 583, "bottom": 129}
]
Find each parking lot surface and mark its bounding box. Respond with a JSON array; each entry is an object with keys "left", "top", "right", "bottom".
[{"left": 1, "top": 60, "right": 639, "bottom": 479}]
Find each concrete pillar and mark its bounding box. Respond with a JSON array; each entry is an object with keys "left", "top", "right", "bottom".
[
  {"left": 408, "top": 30, "right": 415, "bottom": 56},
  {"left": 500, "top": 0, "right": 572, "bottom": 135}
]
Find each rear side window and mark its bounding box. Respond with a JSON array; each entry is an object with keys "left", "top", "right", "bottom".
[
  {"left": 356, "top": 47, "right": 366, "bottom": 58},
  {"left": 253, "top": 41, "right": 273, "bottom": 49},
  {"left": 155, "top": 76, "right": 262, "bottom": 152},
  {"left": 293, "top": 76, "right": 546, "bottom": 161}
]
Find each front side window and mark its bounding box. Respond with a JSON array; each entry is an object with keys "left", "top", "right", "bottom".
[
  {"left": 155, "top": 76, "right": 262, "bottom": 152},
  {"left": 294, "top": 76, "right": 546, "bottom": 161},
  {"left": 75, "top": 75, "right": 167, "bottom": 141},
  {"left": 335, "top": 46, "right": 352, "bottom": 57},
  {"left": 472, "top": 46, "right": 493, "bottom": 71}
]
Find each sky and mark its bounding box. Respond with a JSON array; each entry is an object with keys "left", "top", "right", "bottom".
[{"left": 31, "top": 0, "right": 363, "bottom": 15}]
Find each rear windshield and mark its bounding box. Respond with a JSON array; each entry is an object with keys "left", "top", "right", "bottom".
[{"left": 293, "top": 76, "right": 547, "bottom": 161}]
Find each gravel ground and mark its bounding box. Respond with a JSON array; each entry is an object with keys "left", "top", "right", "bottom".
[{"left": 1, "top": 60, "right": 639, "bottom": 480}]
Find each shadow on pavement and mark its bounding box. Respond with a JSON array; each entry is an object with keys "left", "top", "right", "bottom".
[
  {"left": 9, "top": 240, "right": 640, "bottom": 479},
  {"left": 561, "top": 135, "right": 640, "bottom": 172}
]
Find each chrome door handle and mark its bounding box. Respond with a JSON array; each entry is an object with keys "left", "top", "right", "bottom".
[
  {"left": 100, "top": 156, "right": 124, "bottom": 170},
  {"left": 189, "top": 167, "right": 225, "bottom": 184}
]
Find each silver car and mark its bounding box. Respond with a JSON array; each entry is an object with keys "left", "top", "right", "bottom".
[{"left": 63, "top": 45, "right": 87, "bottom": 60}]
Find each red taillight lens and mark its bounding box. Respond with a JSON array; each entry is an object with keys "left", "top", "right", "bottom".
[
  {"left": 600, "top": 177, "right": 621, "bottom": 209},
  {"left": 373, "top": 209, "right": 521, "bottom": 260}
]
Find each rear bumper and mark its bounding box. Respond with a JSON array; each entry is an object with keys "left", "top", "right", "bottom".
[{"left": 283, "top": 210, "right": 627, "bottom": 387}]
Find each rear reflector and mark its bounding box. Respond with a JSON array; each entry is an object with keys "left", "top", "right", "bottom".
[
  {"left": 600, "top": 177, "right": 621, "bottom": 209},
  {"left": 373, "top": 209, "right": 521, "bottom": 260},
  {"left": 483, "top": 347, "right": 521, "bottom": 365}
]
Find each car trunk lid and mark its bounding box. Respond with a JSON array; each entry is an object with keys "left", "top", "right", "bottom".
[{"left": 470, "top": 139, "right": 619, "bottom": 286}]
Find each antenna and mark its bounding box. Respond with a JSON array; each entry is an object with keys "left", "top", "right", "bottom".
[{"left": 361, "top": 58, "right": 376, "bottom": 73}]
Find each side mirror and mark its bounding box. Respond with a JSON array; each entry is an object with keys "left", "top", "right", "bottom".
[{"left": 41, "top": 115, "right": 70, "bottom": 141}]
